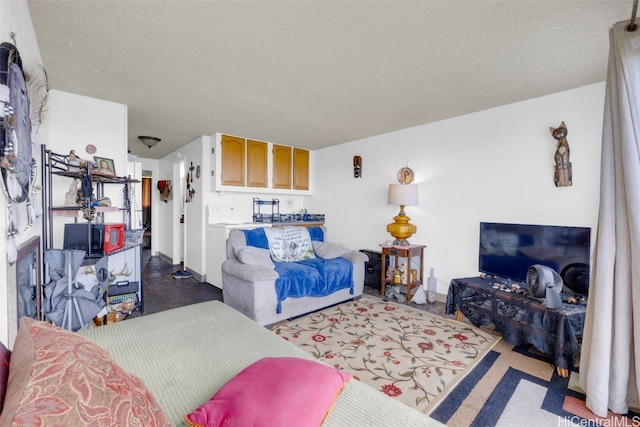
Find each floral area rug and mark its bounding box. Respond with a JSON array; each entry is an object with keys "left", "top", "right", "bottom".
[{"left": 271, "top": 294, "right": 500, "bottom": 414}]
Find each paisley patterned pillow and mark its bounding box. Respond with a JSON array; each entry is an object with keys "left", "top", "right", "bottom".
[
  {"left": 0, "top": 318, "right": 169, "bottom": 427},
  {"left": 0, "top": 340, "right": 9, "bottom": 413}
]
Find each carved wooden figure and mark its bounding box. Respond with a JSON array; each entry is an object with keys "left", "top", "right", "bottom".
[
  {"left": 353, "top": 155, "right": 362, "bottom": 178},
  {"left": 550, "top": 121, "right": 572, "bottom": 187}
]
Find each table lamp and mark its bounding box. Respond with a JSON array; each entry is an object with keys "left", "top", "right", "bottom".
[{"left": 386, "top": 184, "right": 418, "bottom": 245}]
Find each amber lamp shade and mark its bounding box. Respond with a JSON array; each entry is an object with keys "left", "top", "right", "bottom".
[{"left": 386, "top": 184, "right": 418, "bottom": 245}]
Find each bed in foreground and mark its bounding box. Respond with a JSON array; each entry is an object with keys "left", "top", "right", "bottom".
[{"left": 78, "top": 300, "right": 441, "bottom": 426}]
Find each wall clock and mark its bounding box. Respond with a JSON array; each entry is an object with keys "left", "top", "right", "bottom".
[{"left": 397, "top": 167, "right": 414, "bottom": 184}]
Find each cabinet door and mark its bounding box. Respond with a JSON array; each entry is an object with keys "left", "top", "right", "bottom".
[
  {"left": 272, "top": 144, "right": 292, "bottom": 189},
  {"left": 246, "top": 139, "right": 268, "bottom": 188},
  {"left": 221, "top": 135, "right": 245, "bottom": 186},
  {"left": 293, "top": 148, "right": 309, "bottom": 190}
]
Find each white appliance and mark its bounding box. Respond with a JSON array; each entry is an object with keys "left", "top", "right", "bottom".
[{"left": 205, "top": 205, "right": 271, "bottom": 289}]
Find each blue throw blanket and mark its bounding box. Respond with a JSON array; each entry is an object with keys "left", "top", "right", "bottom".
[
  {"left": 242, "top": 228, "right": 353, "bottom": 313},
  {"left": 243, "top": 226, "right": 325, "bottom": 248}
]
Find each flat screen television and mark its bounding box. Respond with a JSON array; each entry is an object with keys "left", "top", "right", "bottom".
[{"left": 478, "top": 222, "right": 591, "bottom": 294}]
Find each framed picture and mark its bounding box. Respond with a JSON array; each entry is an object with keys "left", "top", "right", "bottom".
[{"left": 94, "top": 156, "right": 116, "bottom": 176}]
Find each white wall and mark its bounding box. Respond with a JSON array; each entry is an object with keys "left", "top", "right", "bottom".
[
  {"left": 150, "top": 135, "right": 212, "bottom": 275},
  {"left": 42, "top": 90, "right": 129, "bottom": 247},
  {"left": 0, "top": 1, "right": 41, "bottom": 72},
  {"left": 152, "top": 156, "right": 177, "bottom": 261},
  {"left": 173, "top": 161, "right": 183, "bottom": 264},
  {"left": 308, "top": 83, "right": 604, "bottom": 297},
  {"left": 126, "top": 158, "right": 143, "bottom": 230},
  {"left": 0, "top": 0, "right": 43, "bottom": 347},
  {"left": 140, "top": 157, "right": 161, "bottom": 255},
  {"left": 183, "top": 136, "right": 210, "bottom": 277}
]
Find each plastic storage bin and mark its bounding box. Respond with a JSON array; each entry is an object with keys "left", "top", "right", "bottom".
[{"left": 125, "top": 229, "right": 145, "bottom": 247}]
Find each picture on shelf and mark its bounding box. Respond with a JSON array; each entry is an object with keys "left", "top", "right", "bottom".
[{"left": 94, "top": 156, "right": 116, "bottom": 176}]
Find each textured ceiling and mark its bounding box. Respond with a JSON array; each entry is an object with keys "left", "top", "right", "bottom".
[{"left": 27, "top": 1, "right": 632, "bottom": 159}]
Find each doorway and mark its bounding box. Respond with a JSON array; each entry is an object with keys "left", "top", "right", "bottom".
[{"left": 142, "top": 176, "right": 152, "bottom": 249}]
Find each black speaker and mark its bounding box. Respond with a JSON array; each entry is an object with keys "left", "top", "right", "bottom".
[{"left": 359, "top": 249, "right": 387, "bottom": 290}]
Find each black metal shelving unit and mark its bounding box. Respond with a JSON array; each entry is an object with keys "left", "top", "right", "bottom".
[{"left": 40, "top": 147, "right": 144, "bottom": 317}]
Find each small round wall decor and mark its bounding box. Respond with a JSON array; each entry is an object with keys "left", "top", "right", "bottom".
[{"left": 397, "top": 167, "right": 414, "bottom": 184}]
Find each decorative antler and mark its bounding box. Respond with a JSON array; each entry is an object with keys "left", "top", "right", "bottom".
[{"left": 110, "top": 263, "right": 132, "bottom": 278}]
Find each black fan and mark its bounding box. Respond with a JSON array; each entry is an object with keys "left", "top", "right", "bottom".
[{"left": 562, "top": 264, "right": 590, "bottom": 296}]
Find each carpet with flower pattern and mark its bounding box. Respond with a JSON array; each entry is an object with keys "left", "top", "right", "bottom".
[{"left": 271, "top": 294, "right": 500, "bottom": 414}]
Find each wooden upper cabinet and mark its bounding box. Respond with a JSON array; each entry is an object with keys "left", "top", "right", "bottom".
[
  {"left": 272, "top": 144, "right": 292, "bottom": 189},
  {"left": 221, "top": 135, "right": 245, "bottom": 186},
  {"left": 219, "top": 134, "right": 309, "bottom": 192},
  {"left": 246, "top": 139, "right": 268, "bottom": 188},
  {"left": 293, "top": 148, "right": 309, "bottom": 190}
]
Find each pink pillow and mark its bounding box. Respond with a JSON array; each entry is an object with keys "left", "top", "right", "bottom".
[{"left": 184, "top": 357, "right": 351, "bottom": 427}]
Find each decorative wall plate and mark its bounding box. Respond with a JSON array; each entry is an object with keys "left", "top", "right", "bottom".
[{"left": 397, "top": 167, "right": 414, "bottom": 184}]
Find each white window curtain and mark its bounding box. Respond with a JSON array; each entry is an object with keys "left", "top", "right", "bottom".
[{"left": 579, "top": 19, "right": 640, "bottom": 417}]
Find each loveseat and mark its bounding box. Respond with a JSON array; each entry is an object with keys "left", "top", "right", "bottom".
[{"left": 222, "top": 226, "right": 368, "bottom": 325}]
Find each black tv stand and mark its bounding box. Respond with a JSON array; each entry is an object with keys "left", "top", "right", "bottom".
[{"left": 446, "top": 276, "right": 587, "bottom": 377}]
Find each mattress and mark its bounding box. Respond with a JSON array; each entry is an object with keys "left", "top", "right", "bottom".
[{"left": 79, "top": 301, "right": 442, "bottom": 427}]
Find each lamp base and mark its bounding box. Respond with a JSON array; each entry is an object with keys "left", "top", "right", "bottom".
[
  {"left": 387, "top": 212, "right": 416, "bottom": 246},
  {"left": 392, "top": 238, "right": 411, "bottom": 246}
]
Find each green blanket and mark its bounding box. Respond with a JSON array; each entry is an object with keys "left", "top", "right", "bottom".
[{"left": 80, "top": 301, "right": 442, "bottom": 426}]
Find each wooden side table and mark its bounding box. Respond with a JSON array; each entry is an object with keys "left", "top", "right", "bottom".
[{"left": 380, "top": 244, "right": 426, "bottom": 303}]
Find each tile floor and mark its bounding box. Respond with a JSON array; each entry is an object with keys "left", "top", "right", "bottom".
[
  {"left": 138, "top": 250, "right": 449, "bottom": 318},
  {"left": 139, "top": 251, "right": 222, "bottom": 315}
]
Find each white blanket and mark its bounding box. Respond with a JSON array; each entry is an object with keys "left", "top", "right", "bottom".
[{"left": 264, "top": 226, "right": 316, "bottom": 262}]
